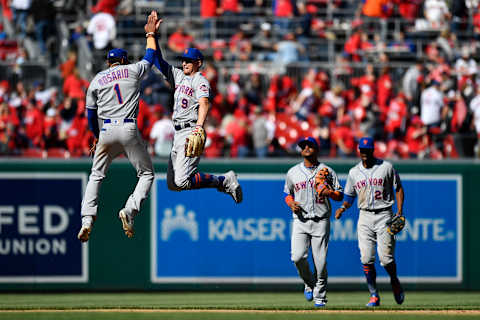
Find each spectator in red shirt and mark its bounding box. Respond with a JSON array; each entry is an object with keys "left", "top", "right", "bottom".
[
  {"left": 343, "top": 27, "right": 362, "bottom": 61},
  {"left": 63, "top": 68, "right": 89, "bottom": 100},
  {"left": 65, "top": 113, "right": 89, "bottom": 156},
  {"left": 200, "top": 0, "right": 218, "bottom": 39},
  {"left": 265, "top": 74, "right": 297, "bottom": 113},
  {"left": 394, "top": 0, "right": 421, "bottom": 21},
  {"left": 24, "top": 99, "right": 45, "bottom": 148},
  {"left": 168, "top": 26, "right": 195, "bottom": 54},
  {"left": 224, "top": 110, "right": 250, "bottom": 157},
  {"left": 406, "top": 116, "right": 428, "bottom": 158},
  {"left": 351, "top": 63, "right": 376, "bottom": 95},
  {"left": 334, "top": 114, "right": 356, "bottom": 157},
  {"left": 384, "top": 92, "right": 407, "bottom": 139},
  {"left": 204, "top": 117, "right": 225, "bottom": 158},
  {"left": 273, "top": 0, "right": 295, "bottom": 33},
  {"left": 91, "top": 0, "right": 119, "bottom": 15},
  {"left": 473, "top": 6, "right": 480, "bottom": 40},
  {"left": 0, "top": 102, "right": 14, "bottom": 154},
  {"left": 217, "top": 0, "right": 243, "bottom": 30},
  {"left": 376, "top": 66, "right": 393, "bottom": 115},
  {"left": 59, "top": 50, "right": 77, "bottom": 80},
  {"left": 137, "top": 99, "right": 153, "bottom": 140}
]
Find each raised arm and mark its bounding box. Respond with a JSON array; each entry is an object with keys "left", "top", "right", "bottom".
[{"left": 148, "top": 13, "right": 170, "bottom": 76}]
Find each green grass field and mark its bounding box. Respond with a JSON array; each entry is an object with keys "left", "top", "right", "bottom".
[{"left": 0, "top": 292, "right": 479, "bottom": 320}]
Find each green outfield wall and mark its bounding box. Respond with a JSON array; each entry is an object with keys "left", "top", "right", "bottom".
[{"left": 0, "top": 158, "right": 479, "bottom": 291}]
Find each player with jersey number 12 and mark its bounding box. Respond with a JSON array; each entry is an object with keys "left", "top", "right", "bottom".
[
  {"left": 77, "top": 12, "right": 160, "bottom": 242},
  {"left": 335, "top": 137, "right": 405, "bottom": 307},
  {"left": 151, "top": 12, "right": 242, "bottom": 203},
  {"left": 284, "top": 137, "right": 344, "bottom": 307}
]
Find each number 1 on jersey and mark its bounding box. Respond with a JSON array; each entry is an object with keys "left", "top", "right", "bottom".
[{"left": 114, "top": 83, "right": 123, "bottom": 104}]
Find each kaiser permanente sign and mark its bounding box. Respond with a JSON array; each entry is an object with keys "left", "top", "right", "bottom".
[{"left": 151, "top": 174, "right": 462, "bottom": 284}]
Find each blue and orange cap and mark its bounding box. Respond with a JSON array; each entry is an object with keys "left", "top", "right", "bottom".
[
  {"left": 181, "top": 48, "right": 204, "bottom": 61},
  {"left": 298, "top": 137, "right": 319, "bottom": 150},
  {"left": 358, "top": 137, "right": 374, "bottom": 149}
]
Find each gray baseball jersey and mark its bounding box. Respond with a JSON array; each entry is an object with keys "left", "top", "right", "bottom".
[
  {"left": 344, "top": 159, "right": 402, "bottom": 266},
  {"left": 81, "top": 59, "right": 154, "bottom": 220},
  {"left": 86, "top": 59, "right": 151, "bottom": 119},
  {"left": 344, "top": 159, "right": 401, "bottom": 210},
  {"left": 284, "top": 162, "right": 342, "bottom": 305},
  {"left": 170, "top": 66, "right": 210, "bottom": 124},
  {"left": 166, "top": 66, "right": 211, "bottom": 190},
  {"left": 284, "top": 163, "right": 343, "bottom": 219}
]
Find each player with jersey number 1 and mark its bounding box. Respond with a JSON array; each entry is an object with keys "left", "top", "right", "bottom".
[
  {"left": 335, "top": 137, "right": 405, "bottom": 307},
  {"left": 151, "top": 12, "right": 242, "bottom": 203},
  {"left": 77, "top": 12, "right": 160, "bottom": 242}
]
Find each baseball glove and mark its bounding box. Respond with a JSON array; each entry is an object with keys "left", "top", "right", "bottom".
[
  {"left": 386, "top": 215, "right": 406, "bottom": 235},
  {"left": 185, "top": 125, "right": 206, "bottom": 157},
  {"left": 315, "top": 167, "right": 333, "bottom": 196}
]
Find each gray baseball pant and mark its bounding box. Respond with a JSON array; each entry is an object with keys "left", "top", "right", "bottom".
[{"left": 81, "top": 121, "right": 154, "bottom": 217}]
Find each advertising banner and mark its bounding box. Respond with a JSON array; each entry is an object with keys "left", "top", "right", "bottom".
[
  {"left": 0, "top": 173, "right": 88, "bottom": 283},
  {"left": 151, "top": 174, "right": 461, "bottom": 284}
]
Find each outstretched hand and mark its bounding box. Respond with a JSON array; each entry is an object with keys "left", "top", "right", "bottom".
[{"left": 145, "top": 11, "right": 161, "bottom": 34}]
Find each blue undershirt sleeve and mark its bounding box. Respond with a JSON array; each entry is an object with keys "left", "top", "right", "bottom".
[
  {"left": 87, "top": 108, "right": 99, "bottom": 139},
  {"left": 142, "top": 48, "right": 155, "bottom": 64},
  {"left": 153, "top": 37, "right": 170, "bottom": 76}
]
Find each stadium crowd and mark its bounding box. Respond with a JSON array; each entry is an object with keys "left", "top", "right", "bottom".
[{"left": 0, "top": 0, "right": 480, "bottom": 159}]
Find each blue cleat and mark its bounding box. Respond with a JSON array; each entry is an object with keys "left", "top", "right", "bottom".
[
  {"left": 314, "top": 301, "right": 326, "bottom": 307},
  {"left": 304, "top": 288, "right": 313, "bottom": 302},
  {"left": 366, "top": 293, "right": 380, "bottom": 307}
]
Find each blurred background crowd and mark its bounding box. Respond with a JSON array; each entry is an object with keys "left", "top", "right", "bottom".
[{"left": 0, "top": 0, "right": 480, "bottom": 159}]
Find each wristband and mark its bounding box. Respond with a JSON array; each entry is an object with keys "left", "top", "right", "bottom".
[
  {"left": 145, "top": 32, "right": 155, "bottom": 38},
  {"left": 340, "top": 205, "right": 346, "bottom": 210}
]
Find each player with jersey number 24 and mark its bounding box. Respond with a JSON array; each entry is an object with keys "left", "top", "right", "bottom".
[
  {"left": 335, "top": 137, "right": 405, "bottom": 307},
  {"left": 77, "top": 11, "right": 160, "bottom": 242}
]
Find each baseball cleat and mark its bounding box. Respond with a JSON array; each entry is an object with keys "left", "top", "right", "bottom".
[
  {"left": 304, "top": 288, "right": 313, "bottom": 302},
  {"left": 392, "top": 279, "right": 405, "bottom": 305},
  {"left": 119, "top": 209, "right": 134, "bottom": 238},
  {"left": 314, "top": 300, "right": 326, "bottom": 307},
  {"left": 366, "top": 294, "right": 380, "bottom": 307},
  {"left": 77, "top": 226, "right": 91, "bottom": 242},
  {"left": 221, "top": 171, "right": 243, "bottom": 203}
]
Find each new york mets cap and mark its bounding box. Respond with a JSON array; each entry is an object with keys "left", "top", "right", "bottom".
[
  {"left": 181, "top": 48, "right": 204, "bottom": 61},
  {"left": 298, "top": 137, "right": 319, "bottom": 150},
  {"left": 107, "top": 48, "right": 128, "bottom": 60},
  {"left": 358, "top": 137, "right": 374, "bottom": 149}
]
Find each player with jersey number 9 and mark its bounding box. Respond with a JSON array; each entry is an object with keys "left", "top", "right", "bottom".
[{"left": 150, "top": 11, "right": 242, "bottom": 204}]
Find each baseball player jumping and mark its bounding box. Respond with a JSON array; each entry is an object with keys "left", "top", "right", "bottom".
[
  {"left": 284, "top": 137, "right": 343, "bottom": 307},
  {"left": 77, "top": 12, "right": 160, "bottom": 242},
  {"left": 151, "top": 13, "right": 242, "bottom": 203},
  {"left": 335, "top": 137, "right": 405, "bottom": 307}
]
